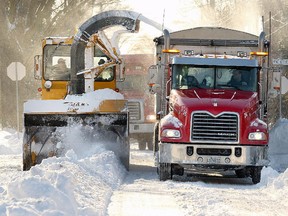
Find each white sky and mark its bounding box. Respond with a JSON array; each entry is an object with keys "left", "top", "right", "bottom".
[
  {"left": 125, "top": 0, "right": 199, "bottom": 30},
  {"left": 120, "top": 0, "right": 262, "bottom": 54}
]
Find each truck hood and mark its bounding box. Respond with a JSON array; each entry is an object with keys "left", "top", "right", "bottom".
[{"left": 170, "top": 89, "right": 259, "bottom": 116}]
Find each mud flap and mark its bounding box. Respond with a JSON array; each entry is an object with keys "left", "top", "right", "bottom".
[{"left": 23, "top": 112, "right": 129, "bottom": 171}]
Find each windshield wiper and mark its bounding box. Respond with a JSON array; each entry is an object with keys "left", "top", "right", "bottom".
[{"left": 216, "top": 84, "right": 243, "bottom": 90}]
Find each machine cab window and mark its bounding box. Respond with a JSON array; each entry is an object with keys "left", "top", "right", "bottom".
[
  {"left": 93, "top": 47, "right": 115, "bottom": 81},
  {"left": 43, "top": 44, "right": 71, "bottom": 81}
]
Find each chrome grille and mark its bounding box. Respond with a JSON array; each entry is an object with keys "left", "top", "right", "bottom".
[
  {"left": 191, "top": 112, "right": 238, "bottom": 142},
  {"left": 127, "top": 101, "right": 141, "bottom": 121}
]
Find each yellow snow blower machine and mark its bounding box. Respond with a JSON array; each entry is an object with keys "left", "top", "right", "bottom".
[{"left": 23, "top": 10, "right": 142, "bottom": 171}]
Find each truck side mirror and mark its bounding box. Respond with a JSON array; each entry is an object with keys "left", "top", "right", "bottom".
[
  {"left": 148, "top": 65, "right": 161, "bottom": 94},
  {"left": 150, "top": 83, "right": 161, "bottom": 94},
  {"left": 34, "top": 55, "right": 42, "bottom": 80},
  {"left": 148, "top": 65, "right": 158, "bottom": 84}
]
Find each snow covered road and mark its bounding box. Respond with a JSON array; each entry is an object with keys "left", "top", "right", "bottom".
[
  {"left": 108, "top": 147, "right": 185, "bottom": 216},
  {"left": 108, "top": 144, "right": 288, "bottom": 216},
  {"left": 0, "top": 120, "right": 288, "bottom": 215}
]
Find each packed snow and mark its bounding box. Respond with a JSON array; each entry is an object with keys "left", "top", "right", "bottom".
[
  {"left": 0, "top": 117, "right": 287, "bottom": 215},
  {"left": 161, "top": 113, "right": 183, "bottom": 128}
]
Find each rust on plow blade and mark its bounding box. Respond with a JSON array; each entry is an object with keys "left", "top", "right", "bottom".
[{"left": 23, "top": 112, "right": 129, "bottom": 171}]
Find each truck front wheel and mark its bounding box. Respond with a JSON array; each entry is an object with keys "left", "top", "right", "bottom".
[
  {"left": 147, "top": 136, "right": 153, "bottom": 151},
  {"left": 235, "top": 168, "right": 248, "bottom": 178},
  {"left": 153, "top": 122, "right": 159, "bottom": 154},
  {"left": 159, "top": 163, "right": 172, "bottom": 181},
  {"left": 251, "top": 166, "right": 262, "bottom": 184},
  {"left": 138, "top": 141, "right": 146, "bottom": 150}
]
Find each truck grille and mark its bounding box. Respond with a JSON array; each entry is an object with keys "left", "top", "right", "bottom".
[
  {"left": 127, "top": 101, "right": 141, "bottom": 121},
  {"left": 191, "top": 112, "right": 238, "bottom": 142}
]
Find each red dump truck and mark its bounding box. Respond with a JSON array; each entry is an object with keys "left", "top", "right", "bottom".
[
  {"left": 149, "top": 27, "right": 270, "bottom": 184},
  {"left": 119, "top": 54, "right": 155, "bottom": 150}
]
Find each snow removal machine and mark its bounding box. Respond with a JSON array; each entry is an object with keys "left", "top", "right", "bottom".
[
  {"left": 23, "top": 11, "right": 144, "bottom": 171},
  {"left": 149, "top": 27, "right": 270, "bottom": 184}
]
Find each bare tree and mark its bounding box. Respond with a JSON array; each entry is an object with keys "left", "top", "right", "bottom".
[
  {"left": 0, "top": 0, "right": 128, "bottom": 128},
  {"left": 258, "top": 0, "right": 288, "bottom": 125}
]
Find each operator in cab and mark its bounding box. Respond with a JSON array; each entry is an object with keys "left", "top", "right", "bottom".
[
  {"left": 50, "top": 58, "right": 70, "bottom": 80},
  {"left": 95, "top": 58, "right": 114, "bottom": 81},
  {"left": 228, "top": 70, "right": 247, "bottom": 86},
  {"left": 179, "top": 66, "right": 199, "bottom": 89}
]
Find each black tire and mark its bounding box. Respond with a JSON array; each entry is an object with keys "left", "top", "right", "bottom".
[
  {"left": 138, "top": 141, "right": 146, "bottom": 150},
  {"left": 159, "top": 163, "right": 172, "bottom": 181},
  {"left": 172, "top": 164, "right": 184, "bottom": 176},
  {"left": 153, "top": 122, "right": 159, "bottom": 154},
  {"left": 235, "top": 168, "right": 247, "bottom": 178},
  {"left": 121, "top": 137, "right": 130, "bottom": 171},
  {"left": 22, "top": 128, "right": 32, "bottom": 171},
  {"left": 23, "top": 155, "right": 30, "bottom": 171},
  {"left": 147, "top": 136, "right": 153, "bottom": 151},
  {"left": 107, "top": 126, "right": 130, "bottom": 171},
  {"left": 251, "top": 166, "right": 262, "bottom": 184}
]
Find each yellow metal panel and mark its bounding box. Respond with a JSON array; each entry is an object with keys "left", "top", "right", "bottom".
[
  {"left": 94, "top": 80, "right": 116, "bottom": 90},
  {"left": 98, "top": 100, "right": 127, "bottom": 112},
  {"left": 41, "top": 77, "right": 116, "bottom": 100},
  {"left": 41, "top": 80, "right": 68, "bottom": 100}
]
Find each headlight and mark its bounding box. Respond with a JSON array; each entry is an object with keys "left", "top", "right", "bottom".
[
  {"left": 44, "top": 80, "right": 52, "bottom": 89},
  {"left": 146, "top": 114, "right": 156, "bottom": 121},
  {"left": 248, "top": 132, "right": 267, "bottom": 140},
  {"left": 161, "top": 129, "right": 181, "bottom": 138}
]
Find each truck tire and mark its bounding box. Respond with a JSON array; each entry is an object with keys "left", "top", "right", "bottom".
[
  {"left": 159, "top": 163, "right": 172, "bottom": 181},
  {"left": 147, "top": 136, "right": 153, "bottom": 151},
  {"left": 251, "top": 166, "right": 262, "bottom": 184},
  {"left": 121, "top": 137, "right": 130, "bottom": 171},
  {"left": 23, "top": 154, "right": 32, "bottom": 171},
  {"left": 153, "top": 122, "right": 159, "bottom": 154},
  {"left": 138, "top": 141, "right": 146, "bottom": 150},
  {"left": 235, "top": 168, "right": 248, "bottom": 178}
]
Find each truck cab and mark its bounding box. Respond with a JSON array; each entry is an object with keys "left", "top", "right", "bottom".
[
  {"left": 150, "top": 27, "right": 269, "bottom": 184},
  {"left": 118, "top": 54, "right": 156, "bottom": 150}
]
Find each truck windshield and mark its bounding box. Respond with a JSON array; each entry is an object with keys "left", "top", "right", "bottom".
[
  {"left": 118, "top": 75, "right": 146, "bottom": 91},
  {"left": 43, "top": 44, "right": 71, "bottom": 81},
  {"left": 172, "top": 65, "right": 258, "bottom": 92}
]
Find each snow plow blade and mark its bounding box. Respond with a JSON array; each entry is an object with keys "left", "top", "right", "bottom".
[{"left": 23, "top": 112, "right": 129, "bottom": 171}]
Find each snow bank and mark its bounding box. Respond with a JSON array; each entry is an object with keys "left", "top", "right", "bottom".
[
  {"left": 0, "top": 142, "right": 126, "bottom": 215},
  {"left": 0, "top": 122, "right": 127, "bottom": 215},
  {"left": 0, "top": 118, "right": 288, "bottom": 215},
  {"left": 268, "top": 118, "right": 288, "bottom": 172},
  {"left": 0, "top": 129, "right": 22, "bottom": 155}
]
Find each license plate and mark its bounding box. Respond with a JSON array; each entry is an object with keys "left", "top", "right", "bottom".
[{"left": 207, "top": 156, "right": 221, "bottom": 164}]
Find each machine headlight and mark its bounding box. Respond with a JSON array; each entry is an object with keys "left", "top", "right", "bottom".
[
  {"left": 44, "top": 80, "right": 52, "bottom": 89},
  {"left": 146, "top": 114, "right": 156, "bottom": 121},
  {"left": 161, "top": 129, "right": 181, "bottom": 138},
  {"left": 248, "top": 132, "right": 267, "bottom": 140}
]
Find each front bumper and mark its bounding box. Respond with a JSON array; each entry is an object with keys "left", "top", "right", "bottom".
[{"left": 159, "top": 143, "right": 269, "bottom": 167}]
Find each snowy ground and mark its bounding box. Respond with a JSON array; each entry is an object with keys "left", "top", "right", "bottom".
[{"left": 0, "top": 119, "right": 287, "bottom": 215}]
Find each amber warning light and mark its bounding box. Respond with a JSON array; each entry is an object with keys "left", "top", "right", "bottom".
[
  {"left": 162, "top": 49, "right": 181, "bottom": 54},
  {"left": 250, "top": 51, "right": 269, "bottom": 56}
]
